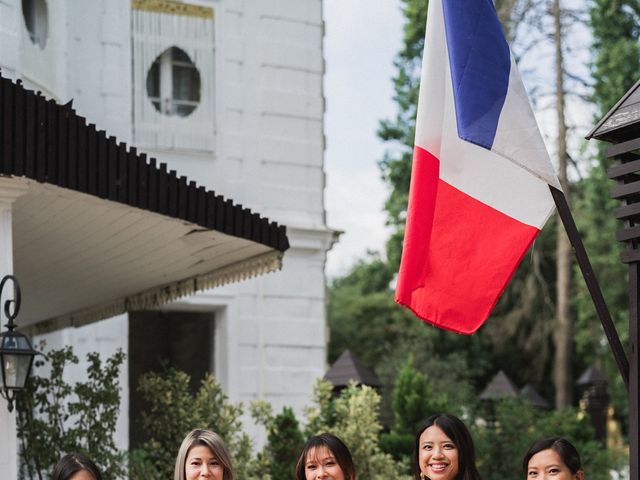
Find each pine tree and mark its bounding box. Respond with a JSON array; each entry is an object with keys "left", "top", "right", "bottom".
[
  {"left": 265, "top": 407, "right": 304, "bottom": 480},
  {"left": 577, "top": 0, "right": 640, "bottom": 430}
]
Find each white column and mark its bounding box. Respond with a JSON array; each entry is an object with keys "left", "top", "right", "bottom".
[{"left": 0, "top": 178, "right": 29, "bottom": 480}]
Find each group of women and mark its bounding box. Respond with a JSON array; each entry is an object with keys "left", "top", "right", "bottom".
[{"left": 52, "top": 413, "right": 586, "bottom": 480}]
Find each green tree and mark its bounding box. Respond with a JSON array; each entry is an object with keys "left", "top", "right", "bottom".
[
  {"left": 573, "top": 162, "right": 630, "bottom": 427},
  {"left": 380, "top": 355, "right": 449, "bottom": 467},
  {"left": 130, "top": 368, "right": 259, "bottom": 480},
  {"left": 377, "top": 0, "right": 427, "bottom": 270},
  {"left": 17, "top": 346, "right": 126, "bottom": 480},
  {"left": 472, "top": 399, "right": 624, "bottom": 480},
  {"left": 579, "top": 0, "right": 640, "bottom": 433},
  {"left": 304, "top": 380, "right": 410, "bottom": 480},
  {"left": 263, "top": 407, "right": 304, "bottom": 480}
]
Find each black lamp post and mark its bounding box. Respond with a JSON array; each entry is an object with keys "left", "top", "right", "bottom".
[{"left": 0, "top": 275, "right": 37, "bottom": 412}]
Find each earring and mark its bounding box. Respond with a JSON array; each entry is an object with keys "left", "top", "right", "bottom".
[{"left": 420, "top": 474, "right": 428, "bottom": 480}]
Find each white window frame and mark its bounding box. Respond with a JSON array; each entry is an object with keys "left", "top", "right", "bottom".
[
  {"left": 132, "top": 1, "right": 215, "bottom": 152},
  {"left": 147, "top": 47, "right": 201, "bottom": 117}
]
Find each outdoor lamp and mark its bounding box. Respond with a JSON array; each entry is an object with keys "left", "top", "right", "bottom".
[{"left": 0, "top": 275, "right": 37, "bottom": 412}]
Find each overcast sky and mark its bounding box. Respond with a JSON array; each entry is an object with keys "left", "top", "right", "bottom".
[{"left": 323, "top": 0, "right": 404, "bottom": 278}]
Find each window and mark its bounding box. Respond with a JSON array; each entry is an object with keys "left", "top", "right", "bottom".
[
  {"left": 22, "top": 0, "right": 48, "bottom": 49},
  {"left": 146, "top": 47, "right": 201, "bottom": 117},
  {"left": 132, "top": 1, "right": 215, "bottom": 150}
]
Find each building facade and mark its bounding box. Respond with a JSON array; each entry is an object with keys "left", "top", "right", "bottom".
[{"left": 0, "top": 0, "right": 332, "bottom": 454}]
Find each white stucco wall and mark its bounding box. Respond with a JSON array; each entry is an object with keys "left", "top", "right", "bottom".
[{"left": 3, "top": 0, "right": 331, "bottom": 457}]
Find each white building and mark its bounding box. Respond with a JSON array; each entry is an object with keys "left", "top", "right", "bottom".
[{"left": 0, "top": 0, "right": 333, "bottom": 472}]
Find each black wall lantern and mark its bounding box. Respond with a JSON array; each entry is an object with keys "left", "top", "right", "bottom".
[{"left": 0, "top": 275, "right": 37, "bottom": 412}]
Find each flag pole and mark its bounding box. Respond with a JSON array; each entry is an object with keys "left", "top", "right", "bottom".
[{"left": 549, "top": 185, "right": 630, "bottom": 389}]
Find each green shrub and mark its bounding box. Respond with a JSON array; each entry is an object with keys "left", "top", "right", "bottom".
[
  {"left": 16, "top": 346, "right": 125, "bottom": 479},
  {"left": 472, "top": 398, "right": 625, "bottom": 480},
  {"left": 381, "top": 355, "right": 449, "bottom": 467},
  {"left": 261, "top": 406, "right": 304, "bottom": 479},
  {"left": 130, "top": 367, "right": 263, "bottom": 480},
  {"left": 304, "top": 380, "right": 411, "bottom": 480}
]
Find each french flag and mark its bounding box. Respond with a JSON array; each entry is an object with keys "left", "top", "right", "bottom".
[{"left": 395, "top": 0, "right": 561, "bottom": 334}]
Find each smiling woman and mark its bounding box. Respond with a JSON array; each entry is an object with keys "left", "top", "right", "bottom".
[
  {"left": 522, "top": 438, "right": 585, "bottom": 480},
  {"left": 414, "top": 414, "right": 482, "bottom": 480},
  {"left": 295, "top": 433, "right": 356, "bottom": 480},
  {"left": 174, "top": 429, "right": 235, "bottom": 480}
]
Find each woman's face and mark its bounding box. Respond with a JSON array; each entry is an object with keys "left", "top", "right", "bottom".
[
  {"left": 418, "top": 425, "right": 459, "bottom": 480},
  {"left": 527, "top": 448, "right": 584, "bottom": 480},
  {"left": 68, "top": 471, "right": 96, "bottom": 480},
  {"left": 304, "top": 446, "right": 346, "bottom": 480},
  {"left": 185, "top": 445, "right": 224, "bottom": 480}
]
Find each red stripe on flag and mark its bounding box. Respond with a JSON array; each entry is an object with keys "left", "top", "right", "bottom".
[{"left": 395, "top": 146, "right": 539, "bottom": 334}]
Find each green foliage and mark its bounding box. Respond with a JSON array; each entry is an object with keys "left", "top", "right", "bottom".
[
  {"left": 130, "top": 368, "right": 258, "bottom": 480},
  {"left": 378, "top": 0, "right": 428, "bottom": 269},
  {"left": 263, "top": 406, "right": 304, "bottom": 480},
  {"left": 391, "top": 355, "right": 447, "bottom": 432},
  {"left": 589, "top": 0, "right": 640, "bottom": 117},
  {"left": 583, "top": 0, "right": 640, "bottom": 435},
  {"left": 380, "top": 355, "right": 448, "bottom": 466},
  {"left": 327, "top": 255, "right": 494, "bottom": 430},
  {"left": 325, "top": 1, "right": 634, "bottom": 477},
  {"left": 304, "top": 380, "right": 411, "bottom": 480},
  {"left": 16, "top": 346, "right": 126, "bottom": 479},
  {"left": 472, "top": 399, "right": 624, "bottom": 480}
]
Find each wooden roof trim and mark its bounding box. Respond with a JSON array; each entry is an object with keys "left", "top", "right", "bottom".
[
  {"left": 586, "top": 78, "right": 640, "bottom": 141},
  {"left": 0, "top": 74, "right": 289, "bottom": 252},
  {"left": 132, "top": 0, "right": 214, "bottom": 19},
  {"left": 25, "top": 249, "right": 282, "bottom": 336}
]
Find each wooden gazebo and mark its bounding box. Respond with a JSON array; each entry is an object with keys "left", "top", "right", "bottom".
[
  {"left": 324, "top": 350, "right": 382, "bottom": 393},
  {"left": 587, "top": 80, "right": 640, "bottom": 480}
]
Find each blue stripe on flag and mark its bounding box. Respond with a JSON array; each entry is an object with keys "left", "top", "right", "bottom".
[{"left": 442, "top": 0, "right": 511, "bottom": 149}]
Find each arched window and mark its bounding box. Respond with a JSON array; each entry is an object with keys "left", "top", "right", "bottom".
[
  {"left": 146, "top": 47, "right": 201, "bottom": 117},
  {"left": 22, "top": 0, "right": 48, "bottom": 49}
]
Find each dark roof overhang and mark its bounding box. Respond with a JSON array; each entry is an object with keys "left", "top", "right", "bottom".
[
  {"left": 0, "top": 74, "right": 289, "bottom": 333},
  {"left": 586, "top": 78, "right": 640, "bottom": 143},
  {"left": 478, "top": 370, "right": 518, "bottom": 400},
  {"left": 324, "top": 350, "right": 382, "bottom": 388}
]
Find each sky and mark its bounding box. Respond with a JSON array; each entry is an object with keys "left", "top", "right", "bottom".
[{"left": 322, "top": 0, "right": 405, "bottom": 279}]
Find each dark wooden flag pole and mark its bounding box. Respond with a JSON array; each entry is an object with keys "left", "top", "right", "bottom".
[
  {"left": 549, "top": 186, "right": 629, "bottom": 388},
  {"left": 549, "top": 183, "right": 636, "bottom": 480}
]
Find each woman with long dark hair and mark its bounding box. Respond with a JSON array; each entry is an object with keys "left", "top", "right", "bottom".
[
  {"left": 413, "top": 413, "right": 482, "bottom": 480},
  {"left": 523, "top": 437, "right": 584, "bottom": 480},
  {"left": 52, "top": 453, "right": 102, "bottom": 480}
]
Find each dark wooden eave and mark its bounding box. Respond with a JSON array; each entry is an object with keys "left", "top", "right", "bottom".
[
  {"left": 577, "top": 366, "right": 608, "bottom": 387},
  {"left": 587, "top": 78, "right": 640, "bottom": 143},
  {"left": 0, "top": 75, "right": 289, "bottom": 252},
  {"left": 520, "top": 384, "right": 550, "bottom": 409},
  {"left": 0, "top": 73, "right": 290, "bottom": 332},
  {"left": 478, "top": 370, "right": 518, "bottom": 400},
  {"left": 324, "top": 350, "right": 382, "bottom": 389}
]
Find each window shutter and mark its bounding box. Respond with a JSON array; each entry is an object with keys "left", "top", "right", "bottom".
[{"left": 132, "top": 0, "right": 215, "bottom": 151}]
